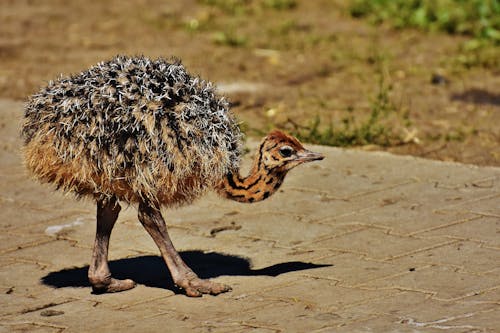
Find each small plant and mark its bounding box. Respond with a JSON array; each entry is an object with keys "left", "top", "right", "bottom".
[
  {"left": 199, "top": 0, "right": 297, "bottom": 14},
  {"left": 285, "top": 73, "right": 399, "bottom": 147},
  {"left": 282, "top": 46, "right": 404, "bottom": 147},
  {"left": 212, "top": 30, "right": 248, "bottom": 47},
  {"left": 454, "top": 39, "right": 500, "bottom": 68},
  {"left": 200, "top": 0, "right": 250, "bottom": 15},
  {"left": 262, "top": 0, "right": 297, "bottom": 10}
]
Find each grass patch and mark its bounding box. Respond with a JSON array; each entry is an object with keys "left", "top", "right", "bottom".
[
  {"left": 199, "top": 0, "right": 297, "bottom": 14},
  {"left": 262, "top": 0, "right": 297, "bottom": 10},
  {"left": 349, "top": 0, "right": 499, "bottom": 43},
  {"left": 349, "top": 0, "right": 500, "bottom": 68},
  {"left": 454, "top": 39, "right": 500, "bottom": 68},
  {"left": 287, "top": 74, "right": 398, "bottom": 147},
  {"left": 189, "top": 0, "right": 298, "bottom": 47},
  {"left": 199, "top": 0, "right": 250, "bottom": 15},
  {"left": 262, "top": 48, "right": 408, "bottom": 148},
  {"left": 212, "top": 30, "right": 248, "bottom": 47}
]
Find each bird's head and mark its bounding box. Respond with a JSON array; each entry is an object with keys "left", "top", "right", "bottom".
[{"left": 259, "top": 130, "right": 324, "bottom": 172}]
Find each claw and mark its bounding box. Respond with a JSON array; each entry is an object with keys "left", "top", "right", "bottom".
[
  {"left": 92, "top": 278, "right": 136, "bottom": 294},
  {"left": 176, "top": 276, "right": 232, "bottom": 297}
]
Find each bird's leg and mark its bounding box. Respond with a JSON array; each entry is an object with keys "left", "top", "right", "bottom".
[
  {"left": 138, "top": 199, "right": 231, "bottom": 297},
  {"left": 88, "top": 196, "right": 136, "bottom": 293}
]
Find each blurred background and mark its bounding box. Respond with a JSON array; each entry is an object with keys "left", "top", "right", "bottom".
[{"left": 1, "top": 0, "right": 499, "bottom": 165}]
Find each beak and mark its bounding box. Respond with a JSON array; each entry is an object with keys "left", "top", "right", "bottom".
[{"left": 296, "top": 149, "right": 325, "bottom": 163}]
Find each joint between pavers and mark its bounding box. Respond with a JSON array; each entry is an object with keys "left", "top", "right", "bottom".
[
  {"left": 233, "top": 280, "right": 303, "bottom": 299},
  {"left": 1, "top": 197, "right": 53, "bottom": 213},
  {"left": 314, "top": 246, "right": 369, "bottom": 257},
  {"left": 311, "top": 312, "right": 385, "bottom": 332},
  {"left": 381, "top": 239, "right": 460, "bottom": 261},
  {"left": 206, "top": 301, "right": 281, "bottom": 323},
  {"left": 306, "top": 249, "right": 361, "bottom": 262},
  {"left": 0, "top": 321, "right": 67, "bottom": 332},
  {"left": 399, "top": 306, "right": 498, "bottom": 331},
  {"left": 408, "top": 215, "right": 484, "bottom": 236},
  {"left": 19, "top": 298, "right": 78, "bottom": 315},
  {"left": 287, "top": 186, "right": 347, "bottom": 201},
  {"left": 469, "top": 210, "right": 500, "bottom": 218},
  {"left": 238, "top": 321, "right": 283, "bottom": 333},
  {"left": 127, "top": 248, "right": 158, "bottom": 256},
  {"left": 432, "top": 285, "right": 500, "bottom": 302},
  {"left": 310, "top": 204, "right": 380, "bottom": 222},
  {"left": 351, "top": 284, "right": 437, "bottom": 298},
  {"left": 234, "top": 234, "right": 295, "bottom": 250},
  {"left": 8, "top": 257, "right": 51, "bottom": 270},
  {"left": 115, "top": 295, "right": 175, "bottom": 310},
  {"left": 345, "top": 179, "right": 418, "bottom": 200},
  {"left": 4, "top": 210, "right": 91, "bottom": 233},
  {"left": 263, "top": 295, "right": 318, "bottom": 311},
  {"left": 300, "top": 274, "right": 341, "bottom": 285},
  {"left": 482, "top": 244, "right": 500, "bottom": 251},
  {"left": 438, "top": 193, "right": 500, "bottom": 211},
  {"left": 337, "top": 290, "right": 403, "bottom": 311},
  {"left": 469, "top": 175, "right": 498, "bottom": 188},
  {"left": 299, "top": 225, "right": 368, "bottom": 246},
  {"left": 0, "top": 238, "right": 58, "bottom": 256},
  {"left": 351, "top": 264, "right": 434, "bottom": 288}
]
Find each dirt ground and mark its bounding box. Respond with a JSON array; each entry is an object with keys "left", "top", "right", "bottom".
[{"left": 1, "top": 0, "right": 499, "bottom": 165}]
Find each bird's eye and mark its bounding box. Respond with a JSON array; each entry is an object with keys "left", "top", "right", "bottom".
[{"left": 279, "top": 146, "right": 294, "bottom": 158}]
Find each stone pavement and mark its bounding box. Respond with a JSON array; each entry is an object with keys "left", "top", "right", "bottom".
[{"left": 1, "top": 99, "right": 499, "bottom": 332}]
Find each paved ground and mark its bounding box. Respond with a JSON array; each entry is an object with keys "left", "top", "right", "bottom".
[{"left": 1, "top": 99, "right": 499, "bottom": 332}]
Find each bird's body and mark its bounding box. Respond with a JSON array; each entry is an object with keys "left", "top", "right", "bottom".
[
  {"left": 23, "top": 55, "right": 241, "bottom": 206},
  {"left": 22, "top": 56, "right": 323, "bottom": 296}
]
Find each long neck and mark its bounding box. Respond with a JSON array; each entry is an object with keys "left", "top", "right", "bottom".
[{"left": 217, "top": 153, "right": 286, "bottom": 203}]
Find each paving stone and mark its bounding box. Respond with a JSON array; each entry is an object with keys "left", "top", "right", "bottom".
[
  {"left": 419, "top": 216, "right": 500, "bottom": 247},
  {"left": 360, "top": 265, "right": 500, "bottom": 301},
  {"left": 313, "top": 227, "right": 449, "bottom": 260},
  {"left": 389, "top": 240, "right": 500, "bottom": 275},
  {"left": 300, "top": 252, "right": 406, "bottom": 286},
  {"left": 2, "top": 239, "right": 91, "bottom": 271},
  {"left": 2, "top": 100, "right": 500, "bottom": 331},
  {"left": 258, "top": 277, "right": 395, "bottom": 312}
]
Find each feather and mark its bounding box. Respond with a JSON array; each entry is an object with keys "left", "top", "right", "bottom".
[{"left": 22, "top": 55, "right": 242, "bottom": 206}]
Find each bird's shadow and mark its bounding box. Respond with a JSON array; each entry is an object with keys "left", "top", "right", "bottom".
[{"left": 41, "top": 251, "right": 331, "bottom": 293}]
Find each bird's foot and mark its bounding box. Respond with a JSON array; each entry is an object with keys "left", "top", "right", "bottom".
[
  {"left": 91, "top": 278, "right": 136, "bottom": 294},
  {"left": 175, "top": 272, "right": 231, "bottom": 297}
]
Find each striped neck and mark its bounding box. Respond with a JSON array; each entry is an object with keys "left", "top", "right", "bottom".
[{"left": 218, "top": 168, "right": 286, "bottom": 203}]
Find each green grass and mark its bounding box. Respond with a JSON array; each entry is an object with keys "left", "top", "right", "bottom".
[
  {"left": 261, "top": 0, "right": 297, "bottom": 10},
  {"left": 264, "top": 47, "right": 406, "bottom": 148},
  {"left": 212, "top": 30, "right": 248, "bottom": 47},
  {"left": 199, "top": 0, "right": 296, "bottom": 15},
  {"left": 454, "top": 38, "right": 499, "bottom": 68},
  {"left": 285, "top": 73, "right": 400, "bottom": 147},
  {"left": 349, "top": 0, "right": 500, "bottom": 68},
  {"left": 349, "top": 0, "right": 499, "bottom": 43},
  {"left": 188, "top": 0, "right": 297, "bottom": 48}
]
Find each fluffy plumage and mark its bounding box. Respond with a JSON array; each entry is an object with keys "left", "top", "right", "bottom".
[
  {"left": 22, "top": 55, "right": 241, "bottom": 205},
  {"left": 21, "top": 56, "right": 325, "bottom": 296}
]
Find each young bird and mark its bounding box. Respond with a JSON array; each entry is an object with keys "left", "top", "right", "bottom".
[{"left": 22, "top": 56, "right": 324, "bottom": 296}]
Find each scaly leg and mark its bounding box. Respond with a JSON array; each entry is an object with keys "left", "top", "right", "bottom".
[
  {"left": 138, "top": 199, "right": 231, "bottom": 297},
  {"left": 88, "top": 196, "right": 136, "bottom": 293}
]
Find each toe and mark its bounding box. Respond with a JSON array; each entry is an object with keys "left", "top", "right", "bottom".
[
  {"left": 106, "top": 278, "right": 136, "bottom": 293},
  {"left": 192, "top": 279, "right": 232, "bottom": 296},
  {"left": 175, "top": 274, "right": 232, "bottom": 297},
  {"left": 208, "top": 282, "right": 232, "bottom": 295},
  {"left": 184, "top": 287, "right": 203, "bottom": 297}
]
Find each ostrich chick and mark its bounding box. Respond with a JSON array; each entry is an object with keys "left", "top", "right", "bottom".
[{"left": 22, "top": 56, "right": 324, "bottom": 297}]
